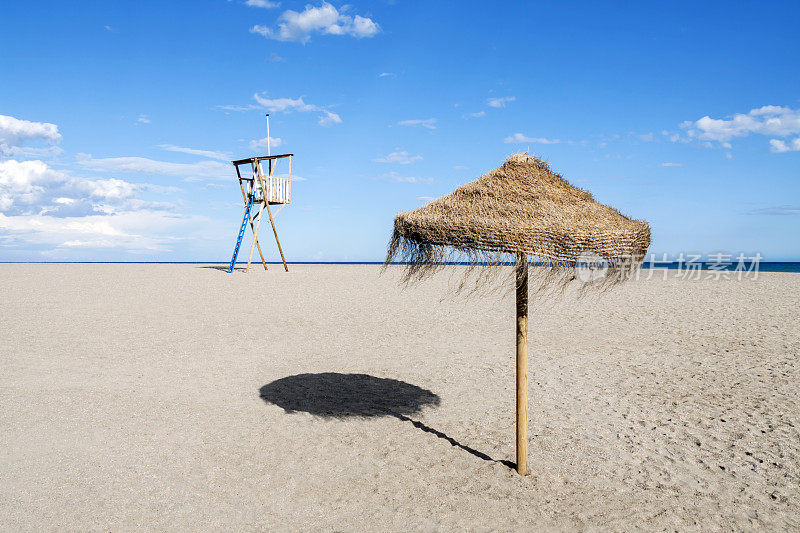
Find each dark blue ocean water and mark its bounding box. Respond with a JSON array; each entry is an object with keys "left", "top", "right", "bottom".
[
  {"left": 3, "top": 261, "right": 800, "bottom": 272},
  {"left": 642, "top": 261, "right": 800, "bottom": 273}
]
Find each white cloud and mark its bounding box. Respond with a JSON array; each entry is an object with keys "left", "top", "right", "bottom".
[
  {"left": 84, "top": 178, "right": 138, "bottom": 201},
  {"left": 453, "top": 165, "right": 467, "bottom": 170},
  {"left": 217, "top": 104, "right": 258, "bottom": 112},
  {"left": 0, "top": 159, "right": 163, "bottom": 219},
  {"left": 249, "top": 25, "right": 269, "bottom": 38},
  {"left": 769, "top": 137, "right": 800, "bottom": 153},
  {"left": 373, "top": 151, "right": 422, "bottom": 164},
  {"left": 748, "top": 205, "right": 800, "bottom": 215},
  {"left": 1, "top": 213, "right": 124, "bottom": 237},
  {"left": 379, "top": 72, "right": 396, "bottom": 78},
  {"left": 398, "top": 118, "right": 436, "bottom": 130},
  {"left": 136, "top": 115, "right": 150, "bottom": 124},
  {"left": 638, "top": 132, "right": 655, "bottom": 142},
  {"left": 378, "top": 171, "right": 432, "bottom": 184},
  {"left": 1, "top": 145, "right": 64, "bottom": 159},
  {"left": 464, "top": 111, "right": 486, "bottom": 118},
  {"left": 0, "top": 118, "right": 219, "bottom": 256},
  {"left": 76, "top": 154, "right": 230, "bottom": 180},
  {"left": 250, "top": 93, "right": 341, "bottom": 126},
  {"left": 159, "top": 144, "right": 231, "bottom": 161},
  {"left": 253, "top": 94, "right": 316, "bottom": 112},
  {"left": 61, "top": 239, "right": 117, "bottom": 247},
  {"left": 487, "top": 96, "right": 516, "bottom": 108},
  {"left": 660, "top": 162, "right": 682, "bottom": 167},
  {"left": 350, "top": 15, "right": 380, "bottom": 38},
  {"left": 0, "top": 159, "right": 198, "bottom": 253},
  {"left": 267, "top": 52, "right": 285, "bottom": 62},
  {"left": 248, "top": 136, "right": 283, "bottom": 151},
  {"left": 0, "top": 115, "right": 61, "bottom": 156},
  {"left": 681, "top": 105, "right": 800, "bottom": 150},
  {"left": 0, "top": 159, "right": 62, "bottom": 206},
  {"left": 245, "top": 0, "right": 279, "bottom": 8},
  {"left": 504, "top": 133, "right": 560, "bottom": 144},
  {"left": 417, "top": 196, "right": 434, "bottom": 201},
  {"left": 250, "top": 2, "right": 379, "bottom": 43},
  {"left": 0, "top": 209, "right": 205, "bottom": 253},
  {"left": 318, "top": 110, "right": 342, "bottom": 126}
]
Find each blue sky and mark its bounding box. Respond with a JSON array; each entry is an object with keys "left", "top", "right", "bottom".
[{"left": 1, "top": 0, "right": 798, "bottom": 261}]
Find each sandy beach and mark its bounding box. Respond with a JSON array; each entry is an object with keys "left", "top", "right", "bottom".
[{"left": 0, "top": 263, "right": 798, "bottom": 530}]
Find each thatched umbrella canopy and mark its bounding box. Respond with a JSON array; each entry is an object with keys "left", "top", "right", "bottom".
[{"left": 386, "top": 153, "right": 650, "bottom": 475}]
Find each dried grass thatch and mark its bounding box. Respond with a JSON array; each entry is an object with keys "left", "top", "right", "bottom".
[{"left": 386, "top": 153, "right": 651, "bottom": 290}]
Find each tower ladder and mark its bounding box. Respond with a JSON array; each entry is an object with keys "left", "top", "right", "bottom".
[{"left": 227, "top": 193, "right": 255, "bottom": 273}]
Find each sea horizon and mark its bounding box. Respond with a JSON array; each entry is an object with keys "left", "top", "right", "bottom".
[{"left": 3, "top": 260, "right": 800, "bottom": 273}]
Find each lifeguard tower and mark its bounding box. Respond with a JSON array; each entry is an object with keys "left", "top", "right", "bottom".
[{"left": 227, "top": 147, "right": 292, "bottom": 273}]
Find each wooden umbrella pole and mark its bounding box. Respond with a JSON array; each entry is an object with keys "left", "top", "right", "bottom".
[{"left": 515, "top": 253, "right": 530, "bottom": 476}]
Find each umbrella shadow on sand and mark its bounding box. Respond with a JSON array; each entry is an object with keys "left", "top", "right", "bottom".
[{"left": 259, "top": 372, "right": 514, "bottom": 469}]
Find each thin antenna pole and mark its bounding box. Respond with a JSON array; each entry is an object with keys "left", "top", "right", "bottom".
[{"left": 266, "top": 114, "right": 271, "bottom": 157}]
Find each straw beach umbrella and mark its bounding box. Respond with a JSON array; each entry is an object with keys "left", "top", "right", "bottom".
[{"left": 386, "top": 153, "right": 650, "bottom": 475}]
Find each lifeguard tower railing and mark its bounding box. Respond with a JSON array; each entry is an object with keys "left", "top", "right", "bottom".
[{"left": 232, "top": 154, "right": 292, "bottom": 205}]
